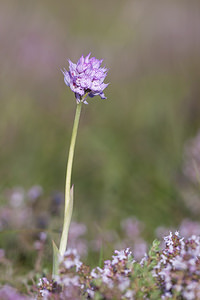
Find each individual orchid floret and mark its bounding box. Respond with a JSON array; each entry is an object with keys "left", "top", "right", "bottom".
[{"left": 62, "top": 53, "right": 108, "bottom": 104}]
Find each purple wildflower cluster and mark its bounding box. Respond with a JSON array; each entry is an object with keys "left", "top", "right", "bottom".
[
  {"left": 37, "top": 231, "right": 200, "bottom": 299},
  {"left": 62, "top": 53, "right": 108, "bottom": 104},
  {"left": 38, "top": 247, "right": 136, "bottom": 300},
  {"left": 2, "top": 186, "right": 200, "bottom": 299},
  {"left": 88, "top": 248, "right": 135, "bottom": 299},
  {"left": 154, "top": 232, "right": 200, "bottom": 299}
]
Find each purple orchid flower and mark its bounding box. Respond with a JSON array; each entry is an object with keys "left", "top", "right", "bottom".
[{"left": 62, "top": 53, "right": 108, "bottom": 104}]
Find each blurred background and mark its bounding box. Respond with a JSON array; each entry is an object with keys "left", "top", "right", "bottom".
[{"left": 1, "top": 0, "right": 200, "bottom": 276}]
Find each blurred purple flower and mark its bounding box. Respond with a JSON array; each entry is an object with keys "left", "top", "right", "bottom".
[
  {"left": 62, "top": 53, "right": 108, "bottom": 104},
  {"left": 68, "top": 222, "right": 88, "bottom": 257},
  {"left": 9, "top": 187, "right": 25, "bottom": 208},
  {"left": 0, "top": 285, "right": 31, "bottom": 300},
  {"left": 0, "top": 249, "right": 5, "bottom": 259},
  {"left": 182, "top": 131, "right": 200, "bottom": 184},
  {"left": 27, "top": 185, "right": 43, "bottom": 202},
  {"left": 121, "top": 217, "right": 143, "bottom": 238}
]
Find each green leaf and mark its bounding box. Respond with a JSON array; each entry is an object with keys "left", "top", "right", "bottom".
[
  {"left": 52, "top": 239, "right": 60, "bottom": 278},
  {"left": 59, "top": 185, "right": 74, "bottom": 256}
]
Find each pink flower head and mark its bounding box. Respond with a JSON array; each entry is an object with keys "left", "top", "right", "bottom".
[{"left": 62, "top": 53, "right": 108, "bottom": 104}]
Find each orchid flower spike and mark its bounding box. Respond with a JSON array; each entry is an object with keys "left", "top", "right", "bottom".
[{"left": 62, "top": 53, "right": 109, "bottom": 104}]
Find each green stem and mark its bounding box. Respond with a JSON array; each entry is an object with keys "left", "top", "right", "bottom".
[{"left": 59, "top": 102, "right": 82, "bottom": 256}]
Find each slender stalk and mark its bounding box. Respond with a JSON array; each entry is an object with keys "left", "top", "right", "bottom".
[{"left": 59, "top": 102, "right": 82, "bottom": 256}]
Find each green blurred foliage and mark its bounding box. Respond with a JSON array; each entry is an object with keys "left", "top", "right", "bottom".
[{"left": 1, "top": 0, "right": 200, "bottom": 239}]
